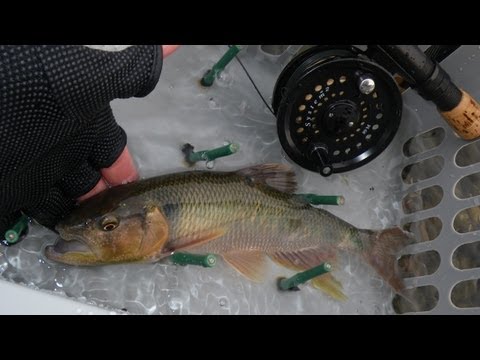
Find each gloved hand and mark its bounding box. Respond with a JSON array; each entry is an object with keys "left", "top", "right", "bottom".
[{"left": 0, "top": 45, "right": 178, "bottom": 244}]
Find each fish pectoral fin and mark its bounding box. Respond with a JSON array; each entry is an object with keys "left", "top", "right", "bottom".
[
  {"left": 170, "top": 228, "right": 226, "bottom": 252},
  {"left": 236, "top": 163, "right": 297, "bottom": 193},
  {"left": 311, "top": 274, "right": 347, "bottom": 302},
  {"left": 140, "top": 205, "right": 170, "bottom": 256},
  {"left": 223, "top": 252, "right": 268, "bottom": 283},
  {"left": 269, "top": 247, "right": 337, "bottom": 272}
]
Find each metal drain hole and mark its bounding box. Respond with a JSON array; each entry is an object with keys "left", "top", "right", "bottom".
[
  {"left": 392, "top": 286, "right": 439, "bottom": 314},
  {"left": 455, "top": 172, "right": 480, "bottom": 199},
  {"left": 451, "top": 280, "right": 480, "bottom": 309},
  {"left": 454, "top": 205, "right": 480, "bottom": 233},
  {"left": 402, "top": 185, "right": 443, "bottom": 214},
  {"left": 456, "top": 139, "right": 480, "bottom": 167},
  {"left": 397, "top": 250, "right": 440, "bottom": 278},
  {"left": 402, "top": 217, "right": 442, "bottom": 242},
  {"left": 260, "top": 45, "right": 290, "bottom": 56},
  {"left": 453, "top": 242, "right": 480, "bottom": 270},
  {"left": 403, "top": 127, "right": 445, "bottom": 157},
  {"left": 401, "top": 156, "right": 444, "bottom": 184}
]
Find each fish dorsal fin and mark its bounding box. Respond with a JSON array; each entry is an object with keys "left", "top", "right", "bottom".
[
  {"left": 222, "top": 252, "right": 268, "bottom": 283},
  {"left": 269, "top": 247, "right": 337, "bottom": 272},
  {"left": 236, "top": 163, "right": 297, "bottom": 193},
  {"left": 312, "top": 274, "right": 347, "bottom": 302}
]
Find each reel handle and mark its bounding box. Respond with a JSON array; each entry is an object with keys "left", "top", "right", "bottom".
[{"left": 310, "top": 143, "right": 333, "bottom": 177}]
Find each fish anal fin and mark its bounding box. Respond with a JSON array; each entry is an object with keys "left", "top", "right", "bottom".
[
  {"left": 223, "top": 252, "right": 267, "bottom": 283},
  {"left": 269, "top": 247, "right": 336, "bottom": 272},
  {"left": 312, "top": 273, "right": 348, "bottom": 302},
  {"left": 269, "top": 248, "right": 346, "bottom": 301},
  {"left": 236, "top": 163, "right": 297, "bottom": 193}
]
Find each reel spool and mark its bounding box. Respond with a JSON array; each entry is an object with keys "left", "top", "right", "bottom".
[{"left": 273, "top": 46, "right": 403, "bottom": 176}]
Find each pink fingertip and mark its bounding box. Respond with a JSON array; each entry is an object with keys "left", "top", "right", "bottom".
[
  {"left": 101, "top": 147, "right": 139, "bottom": 186},
  {"left": 77, "top": 178, "right": 109, "bottom": 202},
  {"left": 162, "top": 45, "right": 180, "bottom": 58}
]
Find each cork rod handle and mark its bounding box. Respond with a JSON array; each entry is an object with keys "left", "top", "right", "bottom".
[{"left": 441, "top": 90, "right": 480, "bottom": 140}]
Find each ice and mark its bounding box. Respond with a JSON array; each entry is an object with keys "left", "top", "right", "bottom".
[{"left": 0, "top": 45, "right": 408, "bottom": 314}]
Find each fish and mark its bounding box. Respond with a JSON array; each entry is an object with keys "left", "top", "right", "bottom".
[{"left": 45, "top": 163, "right": 414, "bottom": 301}]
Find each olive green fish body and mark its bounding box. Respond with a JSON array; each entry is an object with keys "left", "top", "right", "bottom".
[
  {"left": 118, "top": 171, "right": 359, "bottom": 255},
  {"left": 47, "top": 164, "right": 412, "bottom": 300}
]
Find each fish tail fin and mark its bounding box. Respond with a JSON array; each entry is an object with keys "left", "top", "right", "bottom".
[{"left": 363, "top": 227, "right": 415, "bottom": 293}]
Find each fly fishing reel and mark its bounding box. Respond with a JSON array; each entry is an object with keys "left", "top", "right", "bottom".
[{"left": 273, "top": 45, "right": 403, "bottom": 176}]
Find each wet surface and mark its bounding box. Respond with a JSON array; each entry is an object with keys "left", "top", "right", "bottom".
[{"left": 0, "top": 45, "right": 444, "bottom": 314}]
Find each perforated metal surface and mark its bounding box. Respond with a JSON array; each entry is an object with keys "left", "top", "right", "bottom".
[{"left": 397, "top": 45, "right": 480, "bottom": 314}]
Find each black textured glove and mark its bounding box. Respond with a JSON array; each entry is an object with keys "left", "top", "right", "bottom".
[{"left": 0, "top": 45, "right": 163, "bottom": 242}]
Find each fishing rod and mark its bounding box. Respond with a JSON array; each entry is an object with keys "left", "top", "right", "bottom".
[{"left": 375, "top": 45, "right": 480, "bottom": 141}]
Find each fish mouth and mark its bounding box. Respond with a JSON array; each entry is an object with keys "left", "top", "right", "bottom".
[{"left": 45, "top": 231, "right": 96, "bottom": 265}]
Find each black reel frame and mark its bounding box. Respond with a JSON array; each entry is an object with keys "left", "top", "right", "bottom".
[{"left": 273, "top": 45, "right": 403, "bottom": 176}]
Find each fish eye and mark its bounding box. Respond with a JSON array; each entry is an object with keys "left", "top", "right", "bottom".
[{"left": 100, "top": 215, "right": 119, "bottom": 231}]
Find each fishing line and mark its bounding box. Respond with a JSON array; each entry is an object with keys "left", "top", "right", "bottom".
[{"left": 232, "top": 48, "right": 275, "bottom": 116}]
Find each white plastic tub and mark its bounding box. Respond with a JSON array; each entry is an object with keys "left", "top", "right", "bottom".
[{"left": 2, "top": 45, "right": 478, "bottom": 314}]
